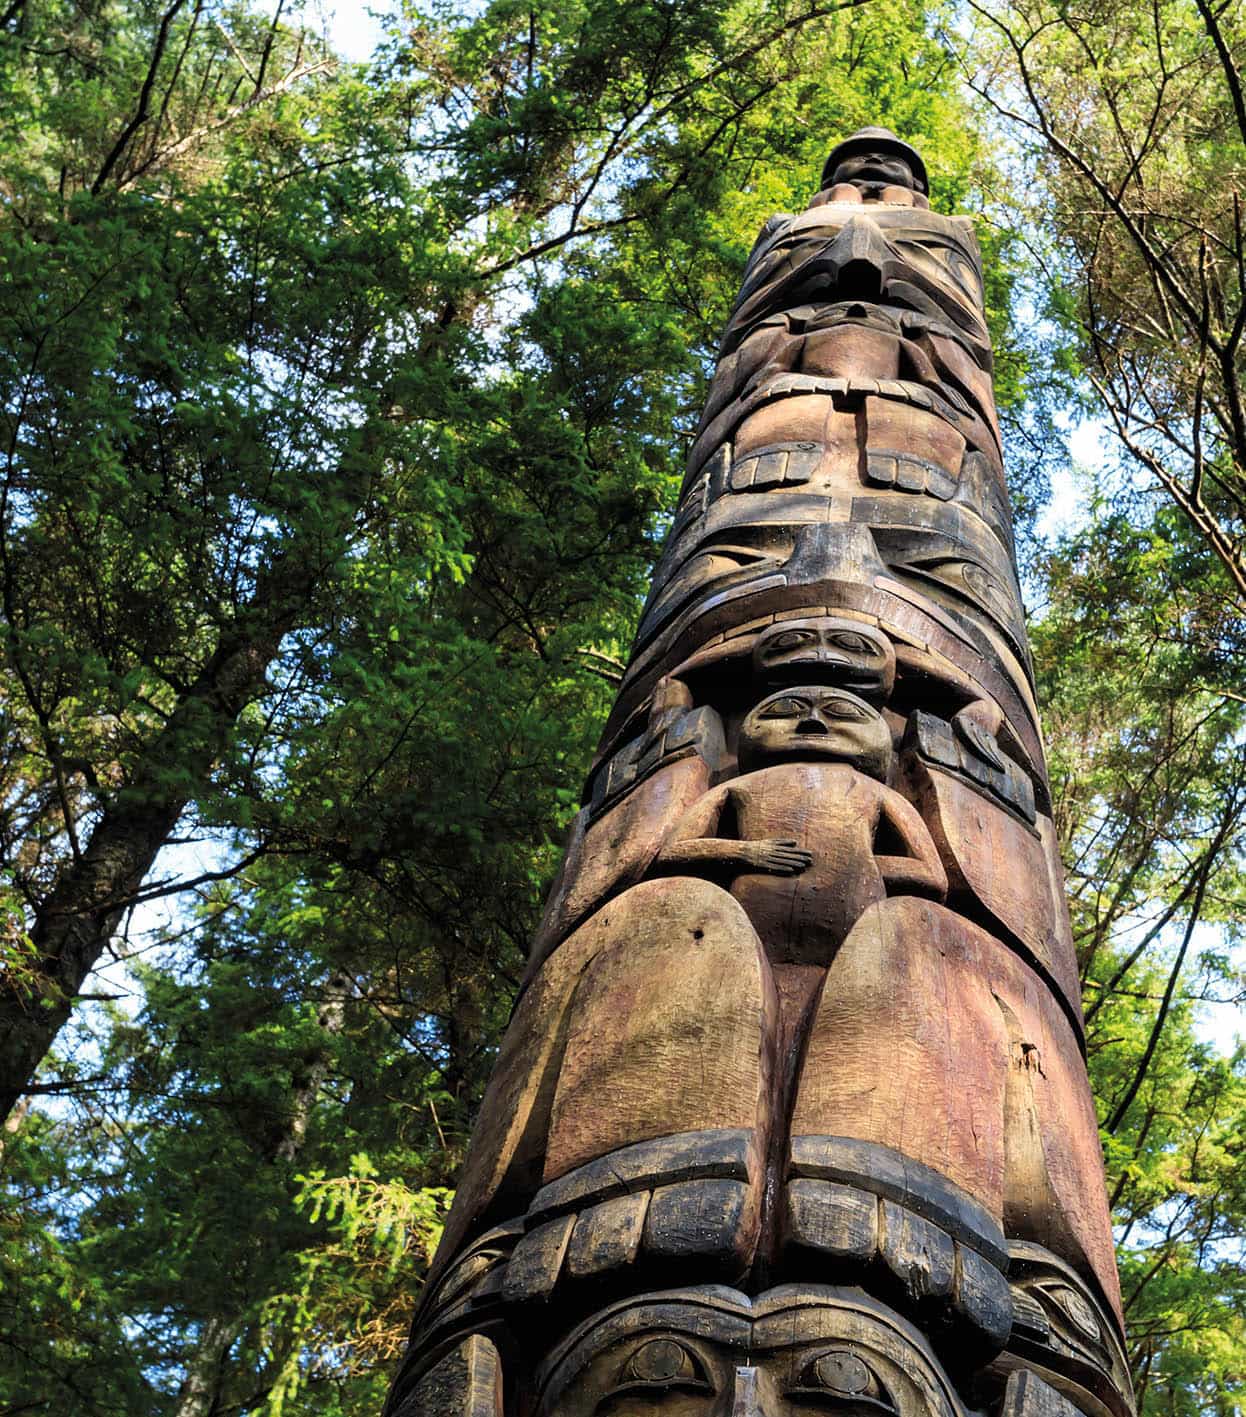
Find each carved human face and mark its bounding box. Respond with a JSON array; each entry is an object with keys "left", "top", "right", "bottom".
[
  {"left": 753, "top": 618, "right": 895, "bottom": 702},
  {"left": 830, "top": 151, "right": 918, "bottom": 191},
  {"left": 536, "top": 1287, "right": 966, "bottom": 1417},
  {"left": 738, "top": 686, "right": 892, "bottom": 779}
]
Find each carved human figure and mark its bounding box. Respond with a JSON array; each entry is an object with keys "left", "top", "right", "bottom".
[{"left": 654, "top": 684, "right": 945, "bottom": 965}]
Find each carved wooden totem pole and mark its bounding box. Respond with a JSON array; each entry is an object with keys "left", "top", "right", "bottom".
[{"left": 386, "top": 130, "right": 1134, "bottom": 1417}]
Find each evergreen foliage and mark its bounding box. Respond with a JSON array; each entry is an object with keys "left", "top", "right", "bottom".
[{"left": 0, "top": 2, "right": 1242, "bottom": 1413}]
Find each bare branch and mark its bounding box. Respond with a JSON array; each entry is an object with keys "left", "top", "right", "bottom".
[{"left": 92, "top": 0, "right": 188, "bottom": 194}]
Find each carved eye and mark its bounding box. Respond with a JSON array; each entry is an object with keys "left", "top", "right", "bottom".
[
  {"left": 945, "top": 249, "right": 982, "bottom": 299},
  {"left": 820, "top": 696, "right": 869, "bottom": 721},
  {"left": 907, "top": 558, "right": 1016, "bottom": 625},
  {"left": 810, "top": 1351, "right": 874, "bottom": 1394},
  {"left": 767, "top": 629, "right": 816, "bottom": 651},
  {"left": 618, "top": 1338, "right": 710, "bottom": 1391},
  {"left": 645, "top": 542, "right": 777, "bottom": 626},
  {"left": 829, "top": 632, "right": 877, "bottom": 656},
  {"left": 681, "top": 546, "right": 770, "bottom": 582},
  {"left": 1039, "top": 1283, "right": 1102, "bottom": 1342},
  {"left": 894, "top": 240, "right": 981, "bottom": 301},
  {"left": 758, "top": 696, "right": 811, "bottom": 718},
  {"left": 791, "top": 1349, "right": 895, "bottom": 1413},
  {"left": 958, "top": 560, "right": 1004, "bottom": 601}
]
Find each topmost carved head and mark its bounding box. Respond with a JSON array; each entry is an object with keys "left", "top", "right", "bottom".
[{"left": 820, "top": 127, "right": 929, "bottom": 196}]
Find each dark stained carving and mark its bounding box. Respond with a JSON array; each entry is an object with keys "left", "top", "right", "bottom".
[
  {"left": 534, "top": 1286, "right": 975, "bottom": 1417},
  {"left": 384, "top": 128, "right": 1133, "bottom": 1417}
]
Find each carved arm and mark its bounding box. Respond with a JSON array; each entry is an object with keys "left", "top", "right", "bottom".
[
  {"left": 650, "top": 785, "right": 813, "bottom": 877},
  {"left": 875, "top": 790, "right": 948, "bottom": 900}
]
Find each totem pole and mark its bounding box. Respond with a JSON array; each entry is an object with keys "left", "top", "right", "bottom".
[{"left": 385, "top": 129, "right": 1134, "bottom": 1417}]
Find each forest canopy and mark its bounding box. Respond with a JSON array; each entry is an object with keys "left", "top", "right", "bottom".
[{"left": 0, "top": 1, "right": 1243, "bottom": 1414}]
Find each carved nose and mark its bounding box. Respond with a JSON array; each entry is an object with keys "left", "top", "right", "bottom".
[
  {"left": 796, "top": 715, "right": 829, "bottom": 734},
  {"left": 828, "top": 216, "right": 889, "bottom": 300},
  {"left": 732, "top": 1367, "right": 762, "bottom": 1417}
]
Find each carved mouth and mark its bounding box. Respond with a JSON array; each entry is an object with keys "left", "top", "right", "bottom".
[{"left": 746, "top": 371, "right": 946, "bottom": 418}]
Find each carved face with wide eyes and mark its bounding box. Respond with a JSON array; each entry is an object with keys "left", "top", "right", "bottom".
[
  {"left": 753, "top": 617, "right": 896, "bottom": 702},
  {"left": 536, "top": 1288, "right": 967, "bottom": 1417},
  {"left": 573, "top": 1341, "right": 898, "bottom": 1417},
  {"left": 738, "top": 686, "right": 892, "bottom": 779}
]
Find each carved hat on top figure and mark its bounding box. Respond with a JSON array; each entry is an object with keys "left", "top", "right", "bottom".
[{"left": 820, "top": 126, "right": 929, "bottom": 194}]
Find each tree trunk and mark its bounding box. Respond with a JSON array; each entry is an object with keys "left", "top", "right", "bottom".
[
  {"left": 0, "top": 565, "right": 304, "bottom": 1122},
  {"left": 172, "top": 1313, "right": 244, "bottom": 1417}
]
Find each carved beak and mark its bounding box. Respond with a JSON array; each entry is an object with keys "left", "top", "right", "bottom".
[{"left": 827, "top": 216, "right": 890, "bottom": 300}]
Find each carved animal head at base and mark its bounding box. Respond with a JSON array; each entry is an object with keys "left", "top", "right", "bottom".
[{"left": 536, "top": 1286, "right": 968, "bottom": 1417}]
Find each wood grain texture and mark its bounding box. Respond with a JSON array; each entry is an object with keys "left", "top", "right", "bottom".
[
  {"left": 881, "top": 1200, "right": 956, "bottom": 1303},
  {"left": 563, "top": 1193, "right": 651, "bottom": 1280},
  {"left": 526, "top": 748, "right": 715, "bottom": 977},
  {"left": 791, "top": 898, "right": 1011, "bottom": 1217},
  {"left": 390, "top": 1335, "right": 502, "bottom": 1417},
  {"left": 529, "top": 1129, "right": 755, "bottom": 1223},
  {"left": 791, "top": 897, "right": 1120, "bottom": 1325},
  {"left": 503, "top": 1215, "right": 578, "bottom": 1305},
  {"left": 1000, "top": 1369, "right": 1088, "bottom": 1417},
  {"left": 544, "top": 877, "right": 778, "bottom": 1183},
  {"left": 786, "top": 1177, "right": 879, "bottom": 1262},
  {"left": 906, "top": 759, "right": 1083, "bottom": 1021}
]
